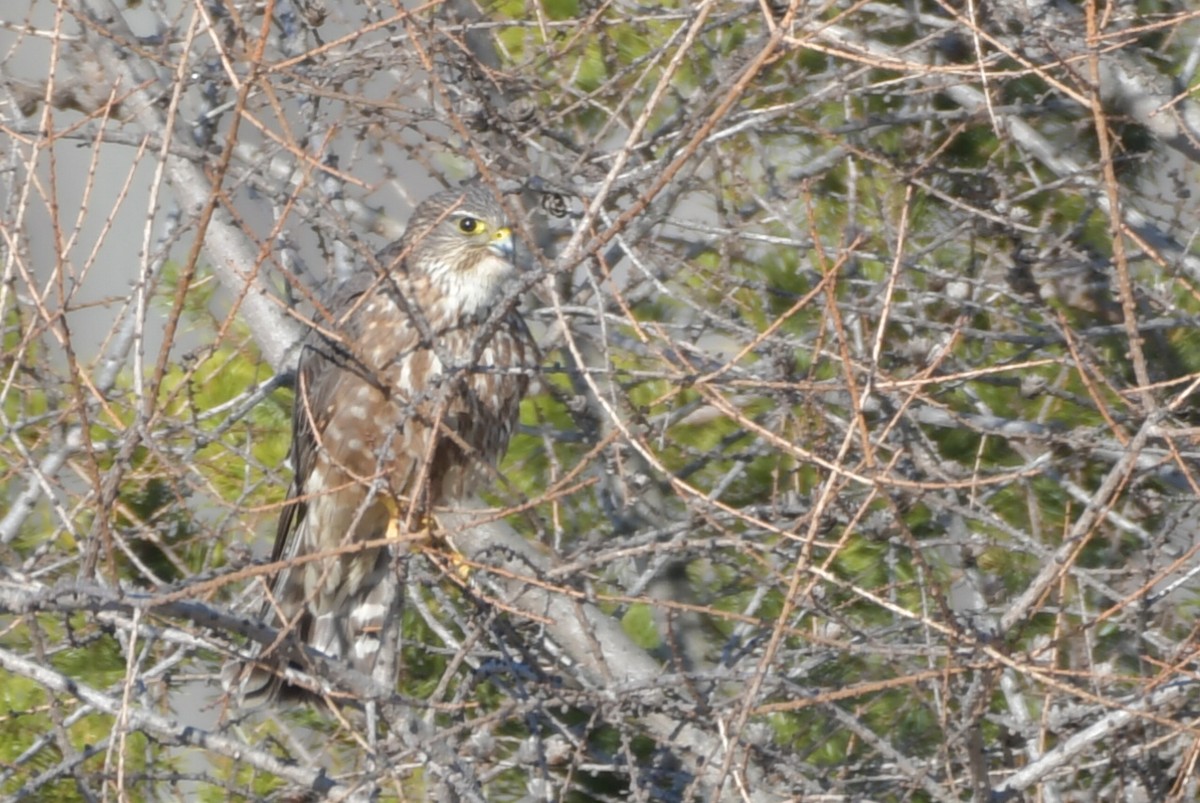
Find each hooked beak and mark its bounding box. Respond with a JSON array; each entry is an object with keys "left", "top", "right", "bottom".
[{"left": 489, "top": 226, "right": 515, "bottom": 262}]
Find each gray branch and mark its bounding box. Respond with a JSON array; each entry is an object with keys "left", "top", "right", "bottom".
[{"left": 0, "top": 644, "right": 339, "bottom": 797}]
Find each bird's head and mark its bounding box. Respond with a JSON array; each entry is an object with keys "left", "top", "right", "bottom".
[{"left": 399, "top": 183, "right": 518, "bottom": 318}]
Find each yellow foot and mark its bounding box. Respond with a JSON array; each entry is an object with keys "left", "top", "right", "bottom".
[
  {"left": 379, "top": 495, "right": 463, "bottom": 577},
  {"left": 421, "top": 532, "right": 472, "bottom": 582},
  {"left": 381, "top": 496, "right": 434, "bottom": 547},
  {"left": 446, "top": 547, "right": 473, "bottom": 581}
]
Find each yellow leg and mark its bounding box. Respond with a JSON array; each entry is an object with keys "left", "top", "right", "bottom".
[
  {"left": 381, "top": 495, "right": 403, "bottom": 543},
  {"left": 379, "top": 494, "right": 468, "bottom": 578},
  {"left": 381, "top": 496, "right": 438, "bottom": 550}
]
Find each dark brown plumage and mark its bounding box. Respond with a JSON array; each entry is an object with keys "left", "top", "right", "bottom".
[{"left": 229, "top": 184, "right": 537, "bottom": 701}]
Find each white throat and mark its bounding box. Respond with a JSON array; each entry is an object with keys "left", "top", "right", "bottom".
[{"left": 429, "top": 252, "right": 515, "bottom": 320}]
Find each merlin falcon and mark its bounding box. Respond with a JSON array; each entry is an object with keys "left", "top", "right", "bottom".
[{"left": 231, "top": 183, "right": 537, "bottom": 701}]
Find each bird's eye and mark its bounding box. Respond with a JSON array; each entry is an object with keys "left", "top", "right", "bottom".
[{"left": 458, "top": 216, "right": 481, "bottom": 234}]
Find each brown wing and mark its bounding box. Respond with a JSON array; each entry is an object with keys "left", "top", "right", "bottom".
[
  {"left": 271, "top": 272, "right": 386, "bottom": 564},
  {"left": 262, "top": 273, "right": 411, "bottom": 666}
]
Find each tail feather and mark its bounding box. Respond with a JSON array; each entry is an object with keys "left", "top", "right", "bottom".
[{"left": 223, "top": 509, "right": 399, "bottom": 705}]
